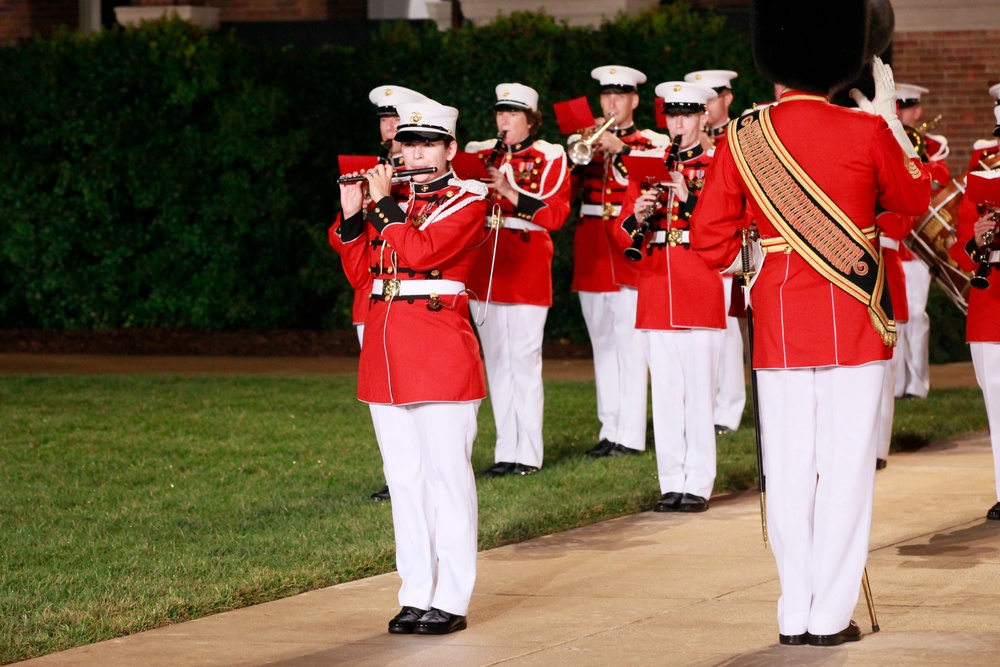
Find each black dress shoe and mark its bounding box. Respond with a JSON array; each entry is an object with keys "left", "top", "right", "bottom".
[
  {"left": 370, "top": 485, "right": 391, "bottom": 501},
  {"left": 988, "top": 502, "right": 1000, "bottom": 521},
  {"left": 778, "top": 632, "right": 810, "bottom": 646},
  {"left": 715, "top": 424, "right": 733, "bottom": 435},
  {"left": 808, "top": 620, "right": 862, "bottom": 646},
  {"left": 513, "top": 463, "right": 540, "bottom": 476},
  {"left": 875, "top": 458, "right": 887, "bottom": 470},
  {"left": 677, "top": 493, "right": 709, "bottom": 513},
  {"left": 388, "top": 606, "right": 427, "bottom": 634},
  {"left": 654, "top": 492, "right": 683, "bottom": 512},
  {"left": 484, "top": 461, "right": 515, "bottom": 477},
  {"left": 608, "top": 443, "right": 641, "bottom": 456},
  {"left": 414, "top": 608, "right": 467, "bottom": 635},
  {"left": 587, "top": 438, "right": 616, "bottom": 457}
]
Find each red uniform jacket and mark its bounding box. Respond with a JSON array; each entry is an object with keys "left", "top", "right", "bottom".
[
  {"left": 950, "top": 196, "right": 1000, "bottom": 342},
  {"left": 570, "top": 126, "right": 670, "bottom": 291},
  {"left": 691, "top": 90, "right": 931, "bottom": 369},
  {"left": 464, "top": 136, "right": 571, "bottom": 306},
  {"left": 329, "top": 173, "right": 489, "bottom": 404},
  {"left": 608, "top": 143, "right": 726, "bottom": 331}
]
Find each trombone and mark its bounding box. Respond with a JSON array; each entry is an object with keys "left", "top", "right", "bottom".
[{"left": 567, "top": 116, "right": 617, "bottom": 166}]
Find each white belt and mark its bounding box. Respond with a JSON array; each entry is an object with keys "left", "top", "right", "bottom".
[
  {"left": 991, "top": 250, "right": 1000, "bottom": 264},
  {"left": 880, "top": 237, "right": 900, "bottom": 250},
  {"left": 648, "top": 229, "right": 690, "bottom": 246},
  {"left": 499, "top": 217, "right": 547, "bottom": 232},
  {"left": 580, "top": 203, "right": 621, "bottom": 218},
  {"left": 371, "top": 278, "right": 465, "bottom": 299}
]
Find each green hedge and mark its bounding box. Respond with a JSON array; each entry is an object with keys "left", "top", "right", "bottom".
[{"left": 9, "top": 6, "right": 971, "bottom": 365}]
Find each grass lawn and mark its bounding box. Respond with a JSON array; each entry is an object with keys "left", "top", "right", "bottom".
[{"left": 0, "top": 374, "right": 988, "bottom": 664}]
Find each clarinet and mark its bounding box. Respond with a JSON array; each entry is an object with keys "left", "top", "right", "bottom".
[
  {"left": 486, "top": 130, "right": 507, "bottom": 168},
  {"left": 970, "top": 203, "right": 1000, "bottom": 289},
  {"left": 624, "top": 134, "right": 683, "bottom": 261}
]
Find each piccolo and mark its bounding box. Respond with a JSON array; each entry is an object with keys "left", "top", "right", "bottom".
[{"left": 337, "top": 167, "right": 438, "bottom": 183}]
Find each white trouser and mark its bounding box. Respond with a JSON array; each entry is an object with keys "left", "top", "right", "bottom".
[
  {"left": 370, "top": 401, "right": 480, "bottom": 616},
  {"left": 473, "top": 302, "right": 547, "bottom": 468},
  {"left": 897, "top": 260, "right": 931, "bottom": 398},
  {"left": 715, "top": 276, "right": 747, "bottom": 430},
  {"left": 579, "top": 288, "right": 648, "bottom": 450},
  {"left": 876, "top": 345, "right": 899, "bottom": 460},
  {"left": 644, "top": 328, "right": 721, "bottom": 499},
  {"left": 757, "top": 363, "right": 884, "bottom": 636},
  {"left": 971, "top": 342, "right": 1000, "bottom": 502}
]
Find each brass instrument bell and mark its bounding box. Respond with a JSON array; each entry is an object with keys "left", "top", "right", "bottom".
[{"left": 567, "top": 117, "right": 617, "bottom": 166}]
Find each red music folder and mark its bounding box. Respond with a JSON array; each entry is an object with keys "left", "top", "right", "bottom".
[
  {"left": 553, "top": 97, "right": 596, "bottom": 135},
  {"left": 338, "top": 155, "right": 379, "bottom": 177},
  {"left": 966, "top": 170, "right": 1000, "bottom": 206},
  {"left": 451, "top": 152, "right": 491, "bottom": 180},
  {"left": 622, "top": 154, "right": 671, "bottom": 184},
  {"left": 653, "top": 96, "right": 667, "bottom": 129}
]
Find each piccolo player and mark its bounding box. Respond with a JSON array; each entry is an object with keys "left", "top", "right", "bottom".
[{"left": 331, "top": 99, "right": 489, "bottom": 636}]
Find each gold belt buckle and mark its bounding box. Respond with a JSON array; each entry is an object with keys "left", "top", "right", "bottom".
[
  {"left": 602, "top": 202, "right": 615, "bottom": 220},
  {"left": 382, "top": 279, "right": 401, "bottom": 301},
  {"left": 667, "top": 228, "right": 683, "bottom": 247}
]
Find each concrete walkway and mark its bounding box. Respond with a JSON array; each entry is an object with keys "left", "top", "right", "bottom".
[{"left": 15, "top": 432, "right": 1000, "bottom": 667}]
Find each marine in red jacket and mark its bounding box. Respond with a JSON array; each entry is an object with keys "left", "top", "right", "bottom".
[
  {"left": 609, "top": 80, "right": 726, "bottom": 514},
  {"left": 569, "top": 65, "right": 669, "bottom": 459},
  {"left": 690, "top": 0, "right": 930, "bottom": 646},
  {"left": 949, "top": 194, "right": 1000, "bottom": 521},
  {"left": 465, "top": 82, "right": 571, "bottom": 477},
  {"left": 329, "top": 84, "right": 430, "bottom": 503},
  {"left": 331, "top": 99, "right": 488, "bottom": 636}
]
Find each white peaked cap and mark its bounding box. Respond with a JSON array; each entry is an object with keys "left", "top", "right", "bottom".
[
  {"left": 494, "top": 83, "right": 539, "bottom": 112},
  {"left": 393, "top": 100, "right": 459, "bottom": 141},
  {"left": 684, "top": 70, "right": 738, "bottom": 90},
  {"left": 990, "top": 82, "right": 1000, "bottom": 101},
  {"left": 655, "top": 81, "right": 718, "bottom": 112},
  {"left": 895, "top": 83, "right": 929, "bottom": 104},
  {"left": 368, "top": 85, "right": 428, "bottom": 116},
  {"left": 591, "top": 65, "right": 647, "bottom": 91}
]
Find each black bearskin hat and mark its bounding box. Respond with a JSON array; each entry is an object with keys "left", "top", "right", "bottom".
[{"left": 752, "top": 0, "right": 879, "bottom": 94}]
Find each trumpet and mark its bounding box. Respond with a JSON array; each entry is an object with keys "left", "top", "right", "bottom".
[
  {"left": 970, "top": 203, "right": 1000, "bottom": 290},
  {"left": 567, "top": 116, "right": 617, "bottom": 166},
  {"left": 624, "top": 134, "right": 683, "bottom": 261},
  {"left": 904, "top": 114, "right": 943, "bottom": 160},
  {"left": 337, "top": 166, "right": 438, "bottom": 184},
  {"left": 486, "top": 130, "right": 507, "bottom": 169}
]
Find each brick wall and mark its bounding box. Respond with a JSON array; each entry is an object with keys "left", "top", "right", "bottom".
[
  {"left": 892, "top": 30, "right": 1000, "bottom": 178},
  {"left": 0, "top": 0, "right": 369, "bottom": 42},
  {"left": 214, "top": 0, "right": 365, "bottom": 22},
  {"left": 0, "top": 0, "right": 77, "bottom": 42}
]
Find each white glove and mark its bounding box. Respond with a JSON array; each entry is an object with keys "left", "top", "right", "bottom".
[{"left": 851, "top": 56, "right": 918, "bottom": 160}]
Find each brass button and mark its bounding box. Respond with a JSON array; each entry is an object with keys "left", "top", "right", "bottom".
[{"left": 430, "top": 269, "right": 440, "bottom": 277}]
